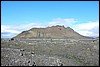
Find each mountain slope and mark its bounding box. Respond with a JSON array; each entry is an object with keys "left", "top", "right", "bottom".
[{"left": 13, "top": 25, "right": 92, "bottom": 39}]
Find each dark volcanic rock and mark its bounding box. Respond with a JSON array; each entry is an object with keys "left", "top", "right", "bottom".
[
  {"left": 1, "top": 48, "right": 63, "bottom": 66},
  {"left": 1, "top": 39, "right": 99, "bottom": 66}
]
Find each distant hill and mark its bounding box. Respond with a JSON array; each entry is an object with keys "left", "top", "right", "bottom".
[{"left": 12, "top": 25, "right": 93, "bottom": 39}]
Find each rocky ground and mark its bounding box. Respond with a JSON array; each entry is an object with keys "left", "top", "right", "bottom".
[{"left": 1, "top": 38, "right": 99, "bottom": 66}]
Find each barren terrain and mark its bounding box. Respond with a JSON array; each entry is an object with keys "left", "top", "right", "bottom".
[{"left": 1, "top": 38, "right": 99, "bottom": 66}]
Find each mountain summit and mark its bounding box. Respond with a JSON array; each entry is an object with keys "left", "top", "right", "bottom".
[{"left": 13, "top": 25, "right": 92, "bottom": 39}]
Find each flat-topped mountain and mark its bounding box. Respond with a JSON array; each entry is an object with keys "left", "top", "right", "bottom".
[{"left": 13, "top": 25, "right": 93, "bottom": 39}]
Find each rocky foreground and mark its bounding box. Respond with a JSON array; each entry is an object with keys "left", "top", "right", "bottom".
[{"left": 1, "top": 38, "right": 99, "bottom": 66}]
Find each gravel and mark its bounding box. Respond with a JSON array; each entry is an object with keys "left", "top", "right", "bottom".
[{"left": 1, "top": 39, "right": 99, "bottom": 66}]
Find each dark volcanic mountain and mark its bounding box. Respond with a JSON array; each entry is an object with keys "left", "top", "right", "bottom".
[{"left": 13, "top": 25, "right": 92, "bottom": 39}]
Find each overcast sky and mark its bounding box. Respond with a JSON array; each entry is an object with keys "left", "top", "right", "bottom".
[{"left": 1, "top": 1, "right": 99, "bottom": 38}]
